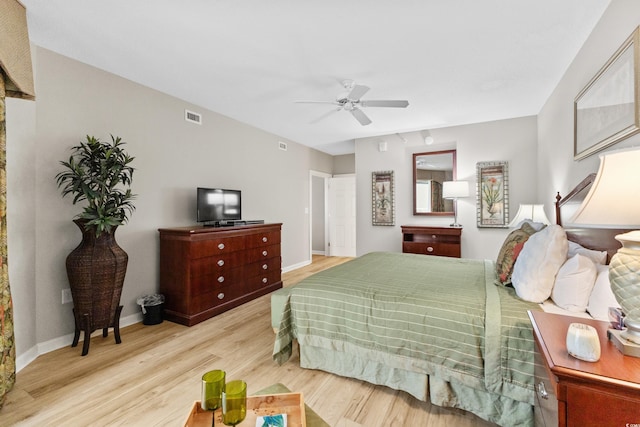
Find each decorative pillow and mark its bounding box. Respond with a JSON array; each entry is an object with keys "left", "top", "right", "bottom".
[
  {"left": 511, "top": 219, "right": 547, "bottom": 232},
  {"left": 511, "top": 224, "right": 569, "bottom": 303},
  {"left": 551, "top": 254, "right": 597, "bottom": 312},
  {"left": 567, "top": 241, "right": 607, "bottom": 265},
  {"left": 495, "top": 222, "right": 538, "bottom": 286},
  {"left": 587, "top": 264, "right": 620, "bottom": 321}
]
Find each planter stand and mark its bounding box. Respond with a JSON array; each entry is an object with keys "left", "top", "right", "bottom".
[{"left": 71, "top": 305, "right": 123, "bottom": 356}]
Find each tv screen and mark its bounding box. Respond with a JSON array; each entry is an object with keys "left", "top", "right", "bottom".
[{"left": 197, "top": 188, "right": 242, "bottom": 223}]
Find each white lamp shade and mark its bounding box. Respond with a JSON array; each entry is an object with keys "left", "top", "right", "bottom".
[
  {"left": 443, "top": 181, "right": 469, "bottom": 199},
  {"left": 570, "top": 148, "right": 640, "bottom": 228},
  {"left": 508, "top": 204, "right": 551, "bottom": 227}
]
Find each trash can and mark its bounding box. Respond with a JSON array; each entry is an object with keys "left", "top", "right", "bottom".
[{"left": 137, "top": 294, "right": 165, "bottom": 325}]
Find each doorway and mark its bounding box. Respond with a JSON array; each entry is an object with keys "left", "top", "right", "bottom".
[{"left": 309, "top": 171, "right": 356, "bottom": 260}]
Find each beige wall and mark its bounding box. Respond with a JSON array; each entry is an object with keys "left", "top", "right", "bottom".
[
  {"left": 354, "top": 116, "right": 538, "bottom": 259},
  {"left": 7, "top": 46, "right": 333, "bottom": 367},
  {"left": 538, "top": 0, "right": 640, "bottom": 203}
]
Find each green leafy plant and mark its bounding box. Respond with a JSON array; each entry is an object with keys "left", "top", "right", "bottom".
[
  {"left": 482, "top": 176, "right": 503, "bottom": 217},
  {"left": 56, "top": 135, "right": 136, "bottom": 236}
]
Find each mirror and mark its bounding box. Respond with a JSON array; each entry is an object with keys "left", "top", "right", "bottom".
[{"left": 413, "top": 149, "right": 456, "bottom": 216}]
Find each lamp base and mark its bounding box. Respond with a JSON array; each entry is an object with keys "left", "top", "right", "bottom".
[{"left": 607, "top": 329, "right": 640, "bottom": 358}]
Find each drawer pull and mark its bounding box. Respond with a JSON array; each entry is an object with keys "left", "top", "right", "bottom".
[
  {"left": 262, "top": 278, "right": 268, "bottom": 284},
  {"left": 217, "top": 259, "right": 224, "bottom": 267},
  {"left": 262, "top": 237, "right": 268, "bottom": 243},
  {"left": 537, "top": 382, "right": 548, "bottom": 400},
  {"left": 427, "top": 246, "right": 434, "bottom": 253},
  {"left": 218, "top": 243, "right": 225, "bottom": 250},
  {"left": 217, "top": 293, "right": 225, "bottom": 300},
  {"left": 262, "top": 264, "right": 268, "bottom": 270},
  {"left": 217, "top": 276, "right": 225, "bottom": 283},
  {"left": 262, "top": 250, "right": 268, "bottom": 256}
]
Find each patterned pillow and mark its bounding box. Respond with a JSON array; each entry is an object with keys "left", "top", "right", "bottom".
[{"left": 495, "top": 222, "right": 538, "bottom": 286}]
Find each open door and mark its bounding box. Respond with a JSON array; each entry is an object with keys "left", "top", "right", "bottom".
[{"left": 328, "top": 175, "right": 356, "bottom": 257}]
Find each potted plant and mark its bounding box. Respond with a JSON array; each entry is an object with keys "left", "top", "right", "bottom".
[{"left": 56, "top": 135, "right": 135, "bottom": 355}]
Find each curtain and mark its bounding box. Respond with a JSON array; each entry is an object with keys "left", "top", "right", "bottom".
[{"left": 0, "top": 0, "right": 35, "bottom": 407}]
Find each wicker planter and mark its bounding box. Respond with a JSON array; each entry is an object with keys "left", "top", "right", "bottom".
[{"left": 66, "top": 219, "right": 127, "bottom": 355}]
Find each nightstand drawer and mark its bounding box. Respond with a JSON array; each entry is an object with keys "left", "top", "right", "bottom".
[{"left": 534, "top": 347, "right": 558, "bottom": 427}]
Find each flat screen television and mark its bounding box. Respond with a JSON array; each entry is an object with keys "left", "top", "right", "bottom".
[{"left": 196, "top": 187, "right": 242, "bottom": 225}]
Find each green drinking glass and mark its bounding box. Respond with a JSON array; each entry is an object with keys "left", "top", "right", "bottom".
[
  {"left": 202, "top": 370, "right": 226, "bottom": 426},
  {"left": 222, "top": 380, "right": 247, "bottom": 426}
]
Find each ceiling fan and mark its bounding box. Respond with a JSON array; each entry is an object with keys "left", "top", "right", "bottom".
[{"left": 296, "top": 80, "right": 409, "bottom": 126}]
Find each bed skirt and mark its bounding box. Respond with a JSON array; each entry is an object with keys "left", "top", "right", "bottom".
[{"left": 299, "top": 343, "right": 533, "bottom": 426}]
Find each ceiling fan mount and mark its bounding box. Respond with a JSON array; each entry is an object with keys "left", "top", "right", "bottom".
[{"left": 296, "top": 80, "right": 409, "bottom": 126}]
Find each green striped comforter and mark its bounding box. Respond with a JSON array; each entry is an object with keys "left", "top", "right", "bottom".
[{"left": 273, "top": 252, "right": 540, "bottom": 424}]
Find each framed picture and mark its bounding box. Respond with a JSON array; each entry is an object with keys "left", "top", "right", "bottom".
[
  {"left": 476, "top": 161, "right": 509, "bottom": 228},
  {"left": 574, "top": 27, "right": 640, "bottom": 160},
  {"left": 372, "top": 171, "right": 395, "bottom": 226}
]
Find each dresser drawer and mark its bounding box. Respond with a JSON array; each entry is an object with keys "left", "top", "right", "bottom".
[
  {"left": 190, "top": 266, "right": 244, "bottom": 296},
  {"left": 190, "top": 253, "right": 242, "bottom": 277},
  {"left": 245, "top": 257, "right": 281, "bottom": 278},
  {"left": 192, "top": 283, "right": 248, "bottom": 313},
  {"left": 246, "top": 269, "right": 281, "bottom": 291},
  {"left": 401, "top": 225, "right": 462, "bottom": 258},
  {"left": 402, "top": 242, "right": 460, "bottom": 257},
  {"left": 191, "top": 236, "right": 245, "bottom": 258},
  {"left": 246, "top": 230, "right": 281, "bottom": 248},
  {"left": 246, "top": 244, "right": 281, "bottom": 263}
]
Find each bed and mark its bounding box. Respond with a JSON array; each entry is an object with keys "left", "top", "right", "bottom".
[{"left": 272, "top": 175, "right": 627, "bottom": 426}]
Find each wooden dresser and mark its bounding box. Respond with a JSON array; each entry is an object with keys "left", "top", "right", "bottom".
[
  {"left": 401, "top": 225, "right": 462, "bottom": 258},
  {"left": 158, "top": 223, "right": 282, "bottom": 326},
  {"left": 528, "top": 310, "right": 640, "bottom": 426}
]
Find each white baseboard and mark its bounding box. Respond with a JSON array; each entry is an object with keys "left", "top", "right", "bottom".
[
  {"left": 282, "top": 259, "right": 311, "bottom": 274},
  {"left": 312, "top": 250, "right": 326, "bottom": 255},
  {"left": 16, "top": 311, "right": 143, "bottom": 372},
  {"left": 16, "top": 259, "right": 318, "bottom": 372}
]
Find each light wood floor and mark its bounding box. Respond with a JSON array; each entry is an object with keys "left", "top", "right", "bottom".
[{"left": 2, "top": 255, "right": 495, "bottom": 427}]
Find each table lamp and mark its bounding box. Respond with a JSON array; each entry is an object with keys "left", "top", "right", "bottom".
[
  {"left": 443, "top": 181, "right": 469, "bottom": 227},
  {"left": 569, "top": 148, "right": 640, "bottom": 355},
  {"left": 508, "top": 204, "right": 551, "bottom": 228}
]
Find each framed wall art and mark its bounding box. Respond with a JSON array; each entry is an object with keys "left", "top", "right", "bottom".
[
  {"left": 476, "top": 161, "right": 509, "bottom": 228},
  {"left": 372, "top": 170, "right": 395, "bottom": 226},
  {"left": 574, "top": 27, "right": 640, "bottom": 160}
]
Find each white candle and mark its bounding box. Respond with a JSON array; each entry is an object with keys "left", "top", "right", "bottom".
[{"left": 566, "top": 323, "right": 601, "bottom": 362}]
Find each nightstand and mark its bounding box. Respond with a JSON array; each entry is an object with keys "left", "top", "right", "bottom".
[
  {"left": 401, "top": 225, "right": 461, "bottom": 258},
  {"left": 528, "top": 310, "right": 640, "bottom": 426}
]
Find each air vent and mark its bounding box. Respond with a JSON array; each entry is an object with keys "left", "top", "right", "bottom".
[
  {"left": 278, "top": 141, "right": 288, "bottom": 151},
  {"left": 185, "top": 109, "right": 202, "bottom": 125}
]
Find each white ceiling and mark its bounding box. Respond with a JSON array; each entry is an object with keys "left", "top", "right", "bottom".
[{"left": 21, "top": 0, "right": 610, "bottom": 155}]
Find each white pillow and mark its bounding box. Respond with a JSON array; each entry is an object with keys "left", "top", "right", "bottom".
[
  {"left": 512, "top": 224, "right": 569, "bottom": 303},
  {"left": 587, "top": 264, "right": 620, "bottom": 321},
  {"left": 551, "top": 254, "right": 597, "bottom": 312},
  {"left": 567, "top": 241, "right": 607, "bottom": 265}
]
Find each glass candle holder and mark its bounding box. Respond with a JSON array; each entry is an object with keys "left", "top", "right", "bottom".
[
  {"left": 201, "top": 370, "right": 226, "bottom": 411},
  {"left": 222, "top": 380, "right": 247, "bottom": 426}
]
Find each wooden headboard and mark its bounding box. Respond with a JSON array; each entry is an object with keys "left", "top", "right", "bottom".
[{"left": 555, "top": 173, "right": 629, "bottom": 262}]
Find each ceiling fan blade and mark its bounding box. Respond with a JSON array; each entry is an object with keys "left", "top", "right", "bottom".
[
  {"left": 295, "top": 101, "right": 341, "bottom": 105},
  {"left": 351, "top": 108, "right": 372, "bottom": 126},
  {"left": 347, "top": 84, "right": 370, "bottom": 102},
  {"left": 310, "top": 108, "right": 341, "bottom": 124},
  {"left": 360, "top": 100, "right": 409, "bottom": 108}
]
